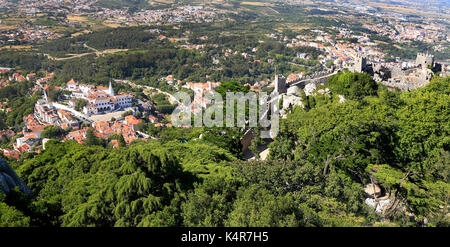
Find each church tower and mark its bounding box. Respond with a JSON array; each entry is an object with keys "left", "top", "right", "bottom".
[
  {"left": 108, "top": 81, "right": 115, "bottom": 96},
  {"left": 43, "top": 88, "right": 49, "bottom": 102}
]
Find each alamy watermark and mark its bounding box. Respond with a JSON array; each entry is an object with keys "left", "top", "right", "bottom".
[{"left": 171, "top": 91, "right": 280, "bottom": 138}]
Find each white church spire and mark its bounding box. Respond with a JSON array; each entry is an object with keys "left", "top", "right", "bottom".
[
  {"left": 108, "top": 81, "right": 115, "bottom": 96},
  {"left": 43, "top": 88, "right": 48, "bottom": 102}
]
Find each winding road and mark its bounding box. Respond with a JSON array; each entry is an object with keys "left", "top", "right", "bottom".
[
  {"left": 129, "top": 83, "right": 180, "bottom": 105},
  {"left": 43, "top": 43, "right": 127, "bottom": 61}
]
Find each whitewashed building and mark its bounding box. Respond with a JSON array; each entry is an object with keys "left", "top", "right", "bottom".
[{"left": 66, "top": 80, "right": 134, "bottom": 115}]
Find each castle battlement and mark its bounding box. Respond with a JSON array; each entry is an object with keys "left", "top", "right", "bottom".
[
  {"left": 416, "top": 52, "right": 434, "bottom": 58},
  {"left": 416, "top": 52, "right": 434, "bottom": 69}
]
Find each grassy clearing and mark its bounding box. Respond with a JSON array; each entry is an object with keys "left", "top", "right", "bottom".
[
  {"left": 67, "top": 14, "right": 89, "bottom": 23},
  {"left": 374, "top": 40, "right": 389, "bottom": 45},
  {"left": 278, "top": 23, "right": 311, "bottom": 32},
  {"left": 103, "top": 21, "right": 122, "bottom": 28},
  {"left": 0, "top": 45, "right": 33, "bottom": 51},
  {"left": 149, "top": 0, "right": 175, "bottom": 4},
  {"left": 71, "top": 30, "right": 92, "bottom": 37},
  {"left": 0, "top": 25, "right": 16, "bottom": 30},
  {"left": 1, "top": 17, "right": 26, "bottom": 25},
  {"left": 240, "top": 1, "right": 271, "bottom": 6}
]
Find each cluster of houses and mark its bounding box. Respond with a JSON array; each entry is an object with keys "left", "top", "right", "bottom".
[
  {"left": 64, "top": 115, "right": 144, "bottom": 146},
  {"left": 0, "top": 69, "right": 59, "bottom": 159},
  {"left": 0, "top": 25, "right": 64, "bottom": 46},
  {"left": 0, "top": 76, "right": 163, "bottom": 159},
  {"left": 363, "top": 21, "right": 447, "bottom": 45},
  {"left": 0, "top": 69, "right": 54, "bottom": 89},
  {"left": 8, "top": 72, "right": 26, "bottom": 82},
  {"left": 13, "top": 113, "right": 47, "bottom": 155},
  {"left": 11, "top": 96, "right": 81, "bottom": 155},
  {"left": 182, "top": 81, "right": 221, "bottom": 112},
  {"left": 90, "top": 115, "right": 143, "bottom": 144},
  {"left": 61, "top": 114, "right": 146, "bottom": 148},
  {"left": 1, "top": 71, "right": 38, "bottom": 83}
]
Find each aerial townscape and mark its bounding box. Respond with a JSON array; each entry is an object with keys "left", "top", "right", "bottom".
[{"left": 0, "top": 0, "right": 448, "bottom": 230}]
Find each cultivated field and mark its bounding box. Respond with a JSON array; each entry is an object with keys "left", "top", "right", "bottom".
[
  {"left": 240, "top": 1, "right": 272, "bottom": 6},
  {"left": 0, "top": 45, "right": 33, "bottom": 51},
  {"left": 149, "top": 0, "right": 175, "bottom": 4},
  {"left": 71, "top": 30, "right": 92, "bottom": 37},
  {"left": 66, "top": 14, "right": 89, "bottom": 23},
  {"left": 0, "top": 25, "right": 16, "bottom": 30}
]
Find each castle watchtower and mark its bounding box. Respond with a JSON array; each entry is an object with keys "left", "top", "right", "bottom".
[
  {"left": 273, "top": 74, "right": 287, "bottom": 94},
  {"left": 353, "top": 53, "right": 367, "bottom": 73},
  {"left": 416, "top": 52, "right": 434, "bottom": 69}
]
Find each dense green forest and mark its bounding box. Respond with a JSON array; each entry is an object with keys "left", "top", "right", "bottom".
[
  {"left": 40, "top": 27, "right": 156, "bottom": 57},
  {"left": 1, "top": 75, "right": 448, "bottom": 227},
  {"left": 0, "top": 52, "right": 50, "bottom": 72}
]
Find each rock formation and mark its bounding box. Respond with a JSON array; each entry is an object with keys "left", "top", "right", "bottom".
[{"left": 0, "top": 158, "right": 32, "bottom": 196}]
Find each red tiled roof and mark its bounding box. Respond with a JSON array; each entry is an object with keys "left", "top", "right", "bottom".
[
  {"left": 24, "top": 134, "right": 39, "bottom": 140},
  {"left": 67, "top": 79, "right": 77, "bottom": 85},
  {"left": 111, "top": 140, "right": 120, "bottom": 148},
  {"left": 3, "top": 149, "right": 20, "bottom": 160},
  {"left": 125, "top": 115, "right": 142, "bottom": 126},
  {"left": 17, "top": 143, "right": 31, "bottom": 153}
]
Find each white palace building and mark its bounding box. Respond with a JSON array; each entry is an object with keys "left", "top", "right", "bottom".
[{"left": 66, "top": 79, "right": 134, "bottom": 115}]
